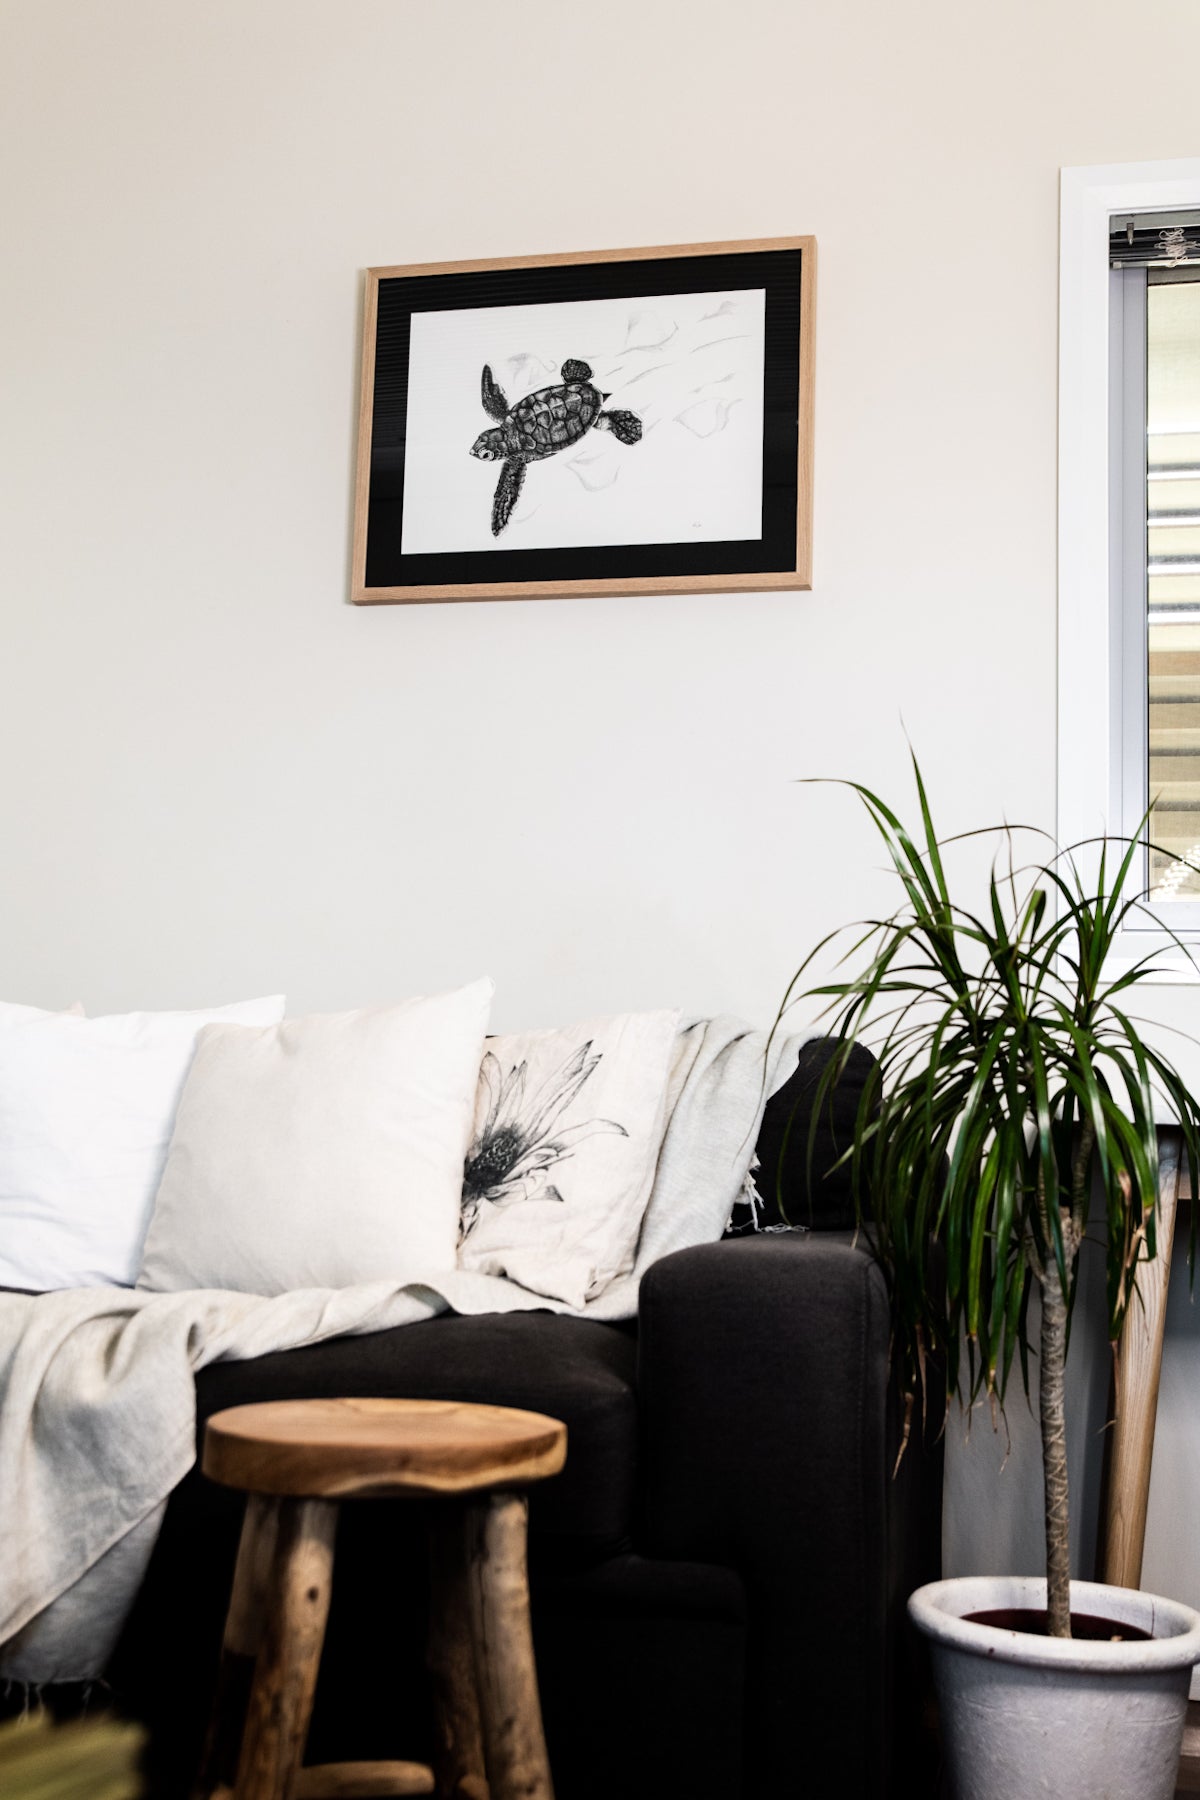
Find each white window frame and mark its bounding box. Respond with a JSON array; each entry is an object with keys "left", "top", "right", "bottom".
[{"left": 1059, "top": 159, "right": 1200, "bottom": 977}]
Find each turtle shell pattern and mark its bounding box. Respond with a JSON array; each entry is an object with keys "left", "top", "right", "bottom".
[{"left": 502, "top": 381, "right": 602, "bottom": 461}]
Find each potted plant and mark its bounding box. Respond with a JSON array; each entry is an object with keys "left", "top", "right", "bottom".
[{"left": 783, "top": 757, "right": 1200, "bottom": 1800}]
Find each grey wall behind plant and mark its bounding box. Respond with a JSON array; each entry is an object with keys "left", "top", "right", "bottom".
[{"left": 2, "top": 0, "right": 1199, "bottom": 1619}]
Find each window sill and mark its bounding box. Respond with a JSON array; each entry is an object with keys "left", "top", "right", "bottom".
[{"left": 1104, "top": 929, "right": 1200, "bottom": 982}]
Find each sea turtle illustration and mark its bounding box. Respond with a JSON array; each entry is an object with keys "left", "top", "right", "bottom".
[{"left": 470, "top": 358, "right": 643, "bottom": 536}]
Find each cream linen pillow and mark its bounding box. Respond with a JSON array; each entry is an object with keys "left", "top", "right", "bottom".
[
  {"left": 0, "top": 996, "right": 286, "bottom": 1291},
  {"left": 139, "top": 980, "right": 494, "bottom": 1297},
  {"left": 458, "top": 1009, "right": 680, "bottom": 1307}
]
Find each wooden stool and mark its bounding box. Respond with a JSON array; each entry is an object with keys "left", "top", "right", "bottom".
[{"left": 193, "top": 1397, "right": 567, "bottom": 1800}]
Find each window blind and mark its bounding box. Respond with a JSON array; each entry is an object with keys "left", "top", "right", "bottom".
[
  {"left": 1143, "top": 276, "right": 1200, "bottom": 896},
  {"left": 1110, "top": 211, "right": 1200, "bottom": 270}
]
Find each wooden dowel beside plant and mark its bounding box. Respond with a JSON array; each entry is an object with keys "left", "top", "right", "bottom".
[{"left": 780, "top": 755, "right": 1200, "bottom": 1800}]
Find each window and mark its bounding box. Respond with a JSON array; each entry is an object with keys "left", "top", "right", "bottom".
[
  {"left": 1111, "top": 222, "right": 1200, "bottom": 921},
  {"left": 1059, "top": 161, "right": 1200, "bottom": 972}
]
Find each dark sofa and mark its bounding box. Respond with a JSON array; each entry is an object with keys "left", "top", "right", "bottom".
[{"left": 105, "top": 1039, "right": 943, "bottom": 1800}]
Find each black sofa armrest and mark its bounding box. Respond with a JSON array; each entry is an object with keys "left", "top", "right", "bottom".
[{"left": 637, "top": 1231, "right": 942, "bottom": 1799}]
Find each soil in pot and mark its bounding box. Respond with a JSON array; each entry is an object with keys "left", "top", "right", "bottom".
[{"left": 964, "top": 1608, "right": 1153, "bottom": 1642}]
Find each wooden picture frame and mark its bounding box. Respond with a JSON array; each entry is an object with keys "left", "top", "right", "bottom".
[{"left": 351, "top": 237, "right": 815, "bottom": 605}]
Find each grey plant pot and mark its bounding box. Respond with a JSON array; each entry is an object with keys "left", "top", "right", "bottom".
[{"left": 908, "top": 1575, "right": 1200, "bottom": 1800}]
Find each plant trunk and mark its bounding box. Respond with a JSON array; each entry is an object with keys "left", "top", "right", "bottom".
[{"left": 1040, "top": 1267, "right": 1072, "bottom": 1637}]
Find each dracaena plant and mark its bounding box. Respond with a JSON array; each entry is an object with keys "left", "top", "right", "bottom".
[{"left": 780, "top": 757, "right": 1200, "bottom": 1638}]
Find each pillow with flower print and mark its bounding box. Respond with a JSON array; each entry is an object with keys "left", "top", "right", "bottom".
[{"left": 458, "top": 1010, "right": 679, "bottom": 1308}]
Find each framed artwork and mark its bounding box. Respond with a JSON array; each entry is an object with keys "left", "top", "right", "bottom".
[{"left": 351, "top": 236, "right": 815, "bottom": 605}]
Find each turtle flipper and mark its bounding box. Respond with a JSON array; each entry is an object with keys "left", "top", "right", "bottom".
[
  {"left": 561, "top": 358, "right": 592, "bottom": 381},
  {"left": 481, "top": 364, "right": 509, "bottom": 421},
  {"left": 597, "top": 408, "right": 643, "bottom": 445},
  {"left": 491, "top": 458, "right": 526, "bottom": 536}
]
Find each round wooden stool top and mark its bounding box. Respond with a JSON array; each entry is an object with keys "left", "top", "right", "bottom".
[{"left": 201, "top": 1397, "right": 567, "bottom": 1500}]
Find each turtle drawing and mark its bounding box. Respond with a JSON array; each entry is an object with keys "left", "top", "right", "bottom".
[{"left": 470, "top": 358, "right": 643, "bottom": 537}]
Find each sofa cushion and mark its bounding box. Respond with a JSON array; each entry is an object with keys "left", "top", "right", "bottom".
[
  {"left": 749, "top": 1035, "right": 878, "bottom": 1231},
  {"left": 140, "top": 982, "right": 493, "bottom": 1296},
  {"left": 193, "top": 1310, "right": 638, "bottom": 1559},
  {"left": 0, "top": 995, "right": 287, "bottom": 1292},
  {"left": 459, "top": 1010, "right": 679, "bottom": 1307}
]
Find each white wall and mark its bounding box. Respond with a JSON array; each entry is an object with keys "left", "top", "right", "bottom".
[{"left": 3, "top": 0, "right": 1200, "bottom": 1597}]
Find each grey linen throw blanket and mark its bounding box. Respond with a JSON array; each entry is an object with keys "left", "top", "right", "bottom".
[{"left": 0, "top": 1016, "right": 808, "bottom": 1683}]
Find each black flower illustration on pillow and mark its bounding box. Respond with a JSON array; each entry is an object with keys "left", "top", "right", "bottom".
[{"left": 460, "top": 1041, "right": 628, "bottom": 1240}]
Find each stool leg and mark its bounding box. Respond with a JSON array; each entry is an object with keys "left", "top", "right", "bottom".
[
  {"left": 233, "top": 1497, "right": 338, "bottom": 1800},
  {"left": 428, "top": 1507, "right": 489, "bottom": 1800},
  {"left": 193, "top": 1493, "right": 280, "bottom": 1800},
  {"left": 465, "top": 1493, "right": 554, "bottom": 1800}
]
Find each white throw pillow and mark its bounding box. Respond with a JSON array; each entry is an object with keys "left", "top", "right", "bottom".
[
  {"left": 458, "top": 1010, "right": 680, "bottom": 1307},
  {"left": 0, "top": 997, "right": 286, "bottom": 1292},
  {"left": 138, "top": 979, "right": 494, "bottom": 1298}
]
